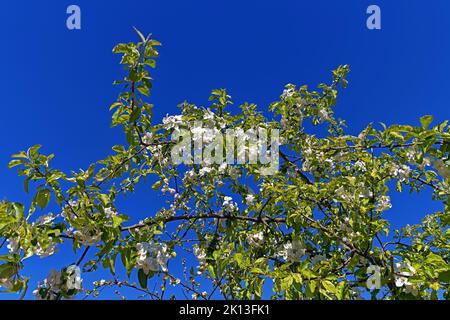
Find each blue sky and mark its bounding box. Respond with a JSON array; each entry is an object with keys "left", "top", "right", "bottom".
[{"left": 0, "top": 0, "right": 449, "bottom": 299}]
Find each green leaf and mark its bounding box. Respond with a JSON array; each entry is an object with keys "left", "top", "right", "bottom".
[
  {"left": 129, "top": 107, "right": 141, "bottom": 123},
  {"left": 102, "top": 253, "right": 117, "bottom": 276},
  {"left": 27, "top": 145, "right": 42, "bottom": 158},
  {"left": 35, "top": 189, "right": 51, "bottom": 209},
  {"left": 0, "top": 263, "right": 17, "bottom": 279},
  {"left": 112, "top": 43, "right": 128, "bottom": 54},
  {"left": 137, "top": 86, "right": 150, "bottom": 96},
  {"left": 144, "top": 59, "right": 156, "bottom": 68},
  {"left": 234, "top": 253, "right": 244, "bottom": 267},
  {"left": 250, "top": 267, "right": 265, "bottom": 275},
  {"left": 133, "top": 27, "right": 147, "bottom": 43},
  {"left": 420, "top": 115, "right": 433, "bottom": 129},
  {"left": 11, "top": 152, "right": 28, "bottom": 159},
  {"left": 112, "top": 214, "right": 129, "bottom": 228},
  {"left": 109, "top": 102, "right": 122, "bottom": 111},
  {"left": 7, "top": 159, "right": 24, "bottom": 169},
  {"left": 280, "top": 275, "right": 293, "bottom": 291},
  {"left": 438, "top": 270, "right": 450, "bottom": 283},
  {"left": 138, "top": 268, "right": 148, "bottom": 289},
  {"left": 322, "top": 280, "right": 337, "bottom": 294},
  {"left": 12, "top": 202, "right": 24, "bottom": 220},
  {"left": 425, "top": 252, "right": 446, "bottom": 267},
  {"left": 152, "top": 180, "right": 162, "bottom": 190},
  {"left": 307, "top": 280, "right": 317, "bottom": 294}
]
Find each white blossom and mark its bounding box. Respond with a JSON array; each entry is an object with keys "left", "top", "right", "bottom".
[
  {"left": 354, "top": 160, "right": 366, "bottom": 172},
  {"left": 193, "top": 245, "right": 207, "bottom": 264},
  {"left": 218, "top": 163, "right": 227, "bottom": 174},
  {"left": 245, "top": 194, "right": 255, "bottom": 205},
  {"left": 404, "top": 283, "right": 418, "bottom": 296},
  {"left": 104, "top": 207, "right": 117, "bottom": 218},
  {"left": 61, "top": 200, "right": 80, "bottom": 220},
  {"left": 278, "top": 240, "right": 306, "bottom": 263},
  {"left": 33, "top": 266, "right": 83, "bottom": 299},
  {"left": 223, "top": 196, "right": 237, "bottom": 213},
  {"left": 7, "top": 237, "right": 20, "bottom": 253},
  {"left": 34, "top": 213, "right": 57, "bottom": 226},
  {"left": 247, "top": 232, "right": 264, "bottom": 248},
  {"left": 136, "top": 241, "right": 171, "bottom": 274},
  {"left": 33, "top": 270, "right": 62, "bottom": 300},
  {"left": 34, "top": 239, "right": 58, "bottom": 258},
  {"left": 281, "top": 87, "right": 295, "bottom": 99},
  {"left": 142, "top": 132, "right": 153, "bottom": 145},
  {"left": 375, "top": 195, "right": 392, "bottom": 212},
  {"left": 397, "top": 164, "right": 411, "bottom": 183},
  {"left": 66, "top": 265, "right": 82, "bottom": 290},
  {"left": 185, "top": 169, "right": 196, "bottom": 181},
  {"left": 406, "top": 150, "right": 417, "bottom": 163},
  {"left": 318, "top": 108, "right": 330, "bottom": 121},
  {"left": 94, "top": 279, "right": 107, "bottom": 287},
  {"left": 203, "top": 109, "right": 215, "bottom": 121},
  {"left": 394, "top": 261, "right": 417, "bottom": 295},
  {"left": 335, "top": 186, "right": 352, "bottom": 202},
  {"left": 33, "top": 266, "right": 82, "bottom": 299},
  {"left": 162, "top": 114, "right": 183, "bottom": 130},
  {"left": 199, "top": 166, "right": 212, "bottom": 176}
]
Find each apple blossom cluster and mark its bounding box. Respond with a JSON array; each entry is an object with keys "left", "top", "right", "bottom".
[
  {"left": 34, "top": 212, "right": 57, "bottom": 225},
  {"left": 222, "top": 196, "right": 238, "bottom": 213},
  {"left": 136, "top": 241, "right": 172, "bottom": 274},
  {"left": 394, "top": 261, "right": 418, "bottom": 296},
  {"left": 246, "top": 232, "right": 264, "bottom": 248},
  {"left": 277, "top": 240, "right": 307, "bottom": 263},
  {"left": 375, "top": 195, "right": 392, "bottom": 212},
  {"left": 33, "top": 239, "right": 58, "bottom": 258},
  {"left": 162, "top": 114, "right": 183, "bottom": 130},
  {"left": 7, "top": 235, "right": 58, "bottom": 258},
  {"left": 33, "top": 265, "right": 82, "bottom": 300}
]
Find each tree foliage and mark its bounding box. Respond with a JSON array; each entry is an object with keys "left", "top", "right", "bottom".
[{"left": 1, "top": 31, "right": 450, "bottom": 300}]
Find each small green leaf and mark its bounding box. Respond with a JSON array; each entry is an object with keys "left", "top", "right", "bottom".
[
  {"left": 138, "top": 268, "right": 148, "bottom": 289},
  {"left": 152, "top": 180, "right": 162, "bottom": 190},
  {"left": 27, "top": 145, "right": 42, "bottom": 158},
  {"left": 7, "top": 159, "right": 24, "bottom": 169},
  {"left": 112, "top": 214, "right": 129, "bottom": 228},
  {"left": 137, "top": 86, "right": 150, "bottom": 96},
  {"left": 133, "top": 27, "right": 147, "bottom": 43},
  {"left": 420, "top": 115, "right": 433, "bottom": 129},
  {"left": 322, "top": 280, "right": 337, "bottom": 294},
  {"left": 234, "top": 253, "right": 244, "bottom": 267},
  {"left": 12, "top": 202, "right": 24, "bottom": 220},
  {"left": 35, "top": 189, "right": 51, "bottom": 209},
  {"left": 129, "top": 108, "right": 141, "bottom": 123},
  {"left": 0, "top": 263, "right": 18, "bottom": 279}
]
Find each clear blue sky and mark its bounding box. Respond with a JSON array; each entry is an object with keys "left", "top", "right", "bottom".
[{"left": 0, "top": 0, "right": 449, "bottom": 299}]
